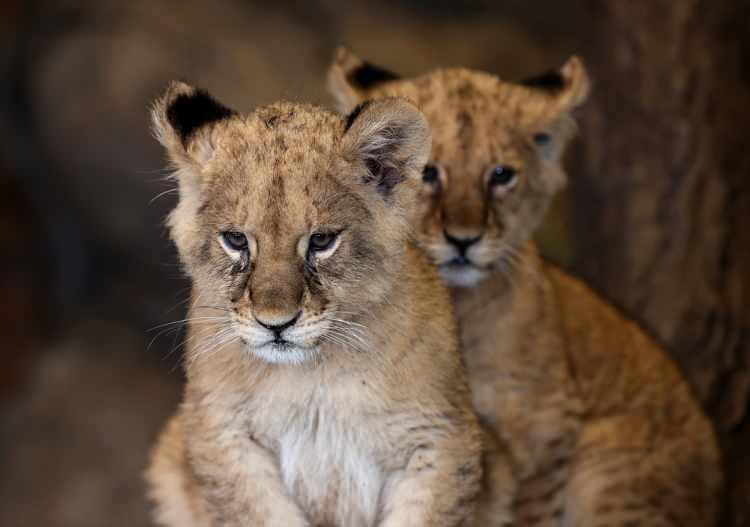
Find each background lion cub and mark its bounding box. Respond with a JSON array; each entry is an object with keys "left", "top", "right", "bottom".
[
  {"left": 330, "top": 49, "right": 722, "bottom": 526},
  {"left": 146, "top": 83, "right": 482, "bottom": 527}
]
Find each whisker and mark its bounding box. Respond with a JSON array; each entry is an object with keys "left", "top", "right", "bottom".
[
  {"left": 186, "top": 327, "right": 237, "bottom": 367},
  {"left": 193, "top": 333, "right": 238, "bottom": 363},
  {"left": 194, "top": 305, "right": 233, "bottom": 312},
  {"left": 323, "top": 326, "right": 370, "bottom": 354},
  {"left": 146, "top": 316, "right": 230, "bottom": 332},
  {"left": 149, "top": 187, "right": 179, "bottom": 205},
  {"left": 146, "top": 318, "right": 229, "bottom": 354},
  {"left": 327, "top": 317, "right": 368, "bottom": 330},
  {"left": 166, "top": 325, "right": 231, "bottom": 373}
]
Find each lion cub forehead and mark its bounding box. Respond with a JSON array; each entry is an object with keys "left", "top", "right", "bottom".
[
  {"left": 201, "top": 103, "right": 354, "bottom": 227},
  {"left": 379, "top": 69, "right": 497, "bottom": 106},
  {"left": 226, "top": 103, "right": 343, "bottom": 160},
  {"left": 376, "top": 68, "right": 538, "bottom": 127},
  {"left": 207, "top": 103, "right": 345, "bottom": 196},
  {"left": 374, "top": 71, "right": 520, "bottom": 150}
]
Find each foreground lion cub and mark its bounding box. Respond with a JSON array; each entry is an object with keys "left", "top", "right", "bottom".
[
  {"left": 330, "top": 49, "right": 722, "bottom": 526},
  {"left": 146, "top": 82, "right": 483, "bottom": 527}
]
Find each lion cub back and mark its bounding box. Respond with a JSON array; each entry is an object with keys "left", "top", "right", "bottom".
[{"left": 543, "top": 264, "right": 722, "bottom": 525}]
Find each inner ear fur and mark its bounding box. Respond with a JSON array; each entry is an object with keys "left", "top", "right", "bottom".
[{"left": 340, "top": 98, "right": 431, "bottom": 198}]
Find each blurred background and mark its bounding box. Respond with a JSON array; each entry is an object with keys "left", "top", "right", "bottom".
[{"left": 1, "top": 1, "right": 748, "bottom": 525}]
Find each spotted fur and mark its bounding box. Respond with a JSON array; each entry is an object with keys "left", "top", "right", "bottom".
[
  {"left": 146, "top": 82, "right": 483, "bottom": 527},
  {"left": 329, "top": 48, "right": 722, "bottom": 526}
]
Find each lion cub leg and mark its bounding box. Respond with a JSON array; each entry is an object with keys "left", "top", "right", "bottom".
[
  {"left": 473, "top": 427, "right": 516, "bottom": 527},
  {"left": 563, "top": 415, "right": 720, "bottom": 526},
  {"left": 513, "top": 462, "right": 571, "bottom": 527},
  {"left": 512, "top": 429, "right": 579, "bottom": 527},
  {"left": 146, "top": 415, "right": 210, "bottom": 527}
]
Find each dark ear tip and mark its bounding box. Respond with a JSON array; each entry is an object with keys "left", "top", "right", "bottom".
[
  {"left": 348, "top": 61, "right": 400, "bottom": 90},
  {"left": 521, "top": 56, "right": 590, "bottom": 105},
  {"left": 162, "top": 85, "right": 236, "bottom": 146},
  {"left": 521, "top": 70, "right": 566, "bottom": 91}
]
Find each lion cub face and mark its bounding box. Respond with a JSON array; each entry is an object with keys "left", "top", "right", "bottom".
[
  {"left": 153, "top": 83, "right": 430, "bottom": 364},
  {"left": 329, "top": 49, "right": 589, "bottom": 287}
]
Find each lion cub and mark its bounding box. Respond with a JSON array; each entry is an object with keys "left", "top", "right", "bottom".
[
  {"left": 145, "top": 83, "right": 483, "bottom": 527},
  {"left": 330, "top": 49, "right": 722, "bottom": 526}
]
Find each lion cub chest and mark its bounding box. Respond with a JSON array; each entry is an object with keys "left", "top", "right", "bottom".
[{"left": 251, "top": 377, "right": 391, "bottom": 526}]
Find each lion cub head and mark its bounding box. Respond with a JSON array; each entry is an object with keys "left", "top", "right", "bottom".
[
  {"left": 328, "top": 49, "right": 589, "bottom": 287},
  {"left": 153, "top": 82, "right": 430, "bottom": 364}
]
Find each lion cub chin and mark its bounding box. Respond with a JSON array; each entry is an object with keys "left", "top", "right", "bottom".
[
  {"left": 329, "top": 49, "right": 722, "bottom": 526},
  {"left": 145, "top": 82, "right": 482, "bottom": 527}
]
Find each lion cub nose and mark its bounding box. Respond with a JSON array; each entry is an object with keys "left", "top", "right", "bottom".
[
  {"left": 254, "top": 311, "right": 301, "bottom": 337},
  {"left": 444, "top": 230, "right": 481, "bottom": 257}
]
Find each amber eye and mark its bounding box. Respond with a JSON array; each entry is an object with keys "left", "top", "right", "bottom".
[
  {"left": 422, "top": 164, "right": 440, "bottom": 184},
  {"left": 490, "top": 166, "right": 518, "bottom": 187},
  {"left": 221, "top": 231, "right": 248, "bottom": 251},
  {"left": 309, "top": 232, "right": 338, "bottom": 253}
]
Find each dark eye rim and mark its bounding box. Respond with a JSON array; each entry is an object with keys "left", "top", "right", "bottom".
[
  {"left": 308, "top": 231, "right": 340, "bottom": 253},
  {"left": 489, "top": 165, "right": 518, "bottom": 187},
  {"left": 221, "top": 230, "right": 249, "bottom": 251},
  {"left": 422, "top": 164, "right": 440, "bottom": 184}
]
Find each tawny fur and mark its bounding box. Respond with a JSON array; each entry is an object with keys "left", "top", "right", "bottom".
[
  {"left": 329, "top": 48, "right": 722, "bottom": 527},
  {"left": 145, "top": 83, "right": 483, "bottom": 527}
]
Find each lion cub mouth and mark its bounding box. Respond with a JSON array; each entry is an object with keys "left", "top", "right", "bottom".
[
  {"left": 445, "top": 255, "right": 472, "bottom": 267},
  {"left": 251, "top": 339, "right": 320, "bottom": 365},
  {"left": 439, "top": 259, "right": 488, "bottom": 288}
]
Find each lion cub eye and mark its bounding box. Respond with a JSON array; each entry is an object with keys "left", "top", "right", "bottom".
[
  {"left": 221, "top": 231, "right": 248, "bottom": 251},
  {"left": 309, "top": 232, "right": 338, "bottom": 253},
  {"left": 422, "top": 164, "right": 440, "bottom": 184},
  {"left": 489, "top": 166, "right": 518, "bottom": 188}
]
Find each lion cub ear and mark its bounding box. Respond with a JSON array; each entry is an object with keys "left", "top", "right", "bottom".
[
  {"left": 521, "top": 55, "right": 589, "bottom": 115},
  {"left": 521, "top": 56, "right": 590, "bottom": 163},
  {"left": 340, "top": 98, "right": 431, "bottom": 199},
  {"left": 151, "top": 81, "right": 236, "bottom": 192},
  {"left": 327, "top": 47, "right": 400, "bottom": 113}
]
